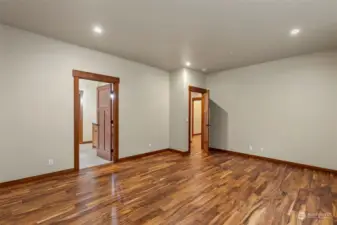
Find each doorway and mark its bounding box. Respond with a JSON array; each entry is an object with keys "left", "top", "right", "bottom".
[
  {"left": 73, "top": 70, "right": 120, "bottom": 171},
  {"left": 191, "top": 96, "right": 202, "bottom": 153},
  {"left": 188, "top": 86, "right": 210, "bottom": 154}
]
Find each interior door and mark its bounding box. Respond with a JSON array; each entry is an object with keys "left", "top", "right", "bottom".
[
  {"left": 97, "top": 84, "right": 112, "bottom": 161},
  {"left": 203, "top": 91, "right": 210, "bottom": 153}
]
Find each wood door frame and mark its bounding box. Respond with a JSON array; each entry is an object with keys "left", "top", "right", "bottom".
[
  {"left": 192, "top": 97, "right": 202, "bottom": 136},
  {"left": 73, "top": 70, "right": 120, "bottom": 171},
  {"left": 188, "top": 86, "right": 208, "bottom": 153}
]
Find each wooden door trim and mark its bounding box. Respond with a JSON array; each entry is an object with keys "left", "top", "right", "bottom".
[
  {"left": 73, "top": 70, "right": 120, "bottom": 83},
  {"left": 202, "top": 90, "right": 210, "bottom": 153},
  {"left": 113, "top": 82, "right": 119, "bottom": 161},
  {"left": 192, "top": 97, "right": 202, "bottom": 136},
  {"left": 189, "top": 86, "right": 207, "bottom": 94},
  {"left": 188, "top": 86, "right": 208, "bottom": 154},
  {"left": 73, "top": 70, "right": 120, "bottom": 171}
]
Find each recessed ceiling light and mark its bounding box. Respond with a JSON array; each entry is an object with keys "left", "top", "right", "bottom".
[
  {"left": 202, "top": 68, "right": 207, "bottom": 72},
  {"left": 93, "top": 26, "right": 103, "bottom": 35},
  {"left": 290, "top": 28, "right": 301, "bottom": 36},
  {"left": 185, "top": 61, "right": 191, "bottom": 67}
]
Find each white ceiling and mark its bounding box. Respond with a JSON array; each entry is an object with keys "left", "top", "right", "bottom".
[{"left": 1, "top": 0, "right": 337, "bottom": 73}]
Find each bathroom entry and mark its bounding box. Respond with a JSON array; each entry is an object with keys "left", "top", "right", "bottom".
[{"left": 73, "top": 70, "right": 120, "bottom": 171}]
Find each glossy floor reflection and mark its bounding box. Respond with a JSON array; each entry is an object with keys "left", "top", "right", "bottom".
[{"left": 1, "top": 148, "right": 337, "bottom": 224}]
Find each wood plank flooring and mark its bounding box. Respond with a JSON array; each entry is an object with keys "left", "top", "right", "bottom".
[{"left": 1, "top": 148, "right": 337, "bottom": 224}]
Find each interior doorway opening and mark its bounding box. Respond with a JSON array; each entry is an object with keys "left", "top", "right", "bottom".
[
  {"left": 188, "top": 86, "right": 210, "bottom": 154},
  {"left": 191, "top": 96, "right": 202, "bottom": 153},
  {"left": 73, "top": 70, "right": 120, "bottom": 171},
  {"left": 79, "top": 80, "right": 112, "bottom": 169}
]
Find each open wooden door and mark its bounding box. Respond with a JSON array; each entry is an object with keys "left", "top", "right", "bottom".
[
  {"left": 97, "top": 84, "right": 113, "bottom": 161},
  {"left": 203, "top": 90, "right": 210, "bottom": 153}
]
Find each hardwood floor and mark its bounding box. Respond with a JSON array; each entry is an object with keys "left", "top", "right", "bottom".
[{"left": 1, "top": 150, "right": 337, "bottom": 224}]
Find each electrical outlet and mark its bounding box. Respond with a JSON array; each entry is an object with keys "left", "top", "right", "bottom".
[
  {"left": 261, "top": 148, "right": 264, "bottom": 152},
  {"left": 249, "top": 145, "right": 253, "bottom": 151},
  {"left": 48, "top": 159, "right": 54, "bottom": 166},
  {"left": 149, "top": 144, "right": 152, "bottom": 147}
]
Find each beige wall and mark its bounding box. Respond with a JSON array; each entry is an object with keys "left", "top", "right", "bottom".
[
  {"left": 207, "top": 50, "right": 337, "bottom": 170},
  {"left": 190, "top": 92, "right": 202, "bottom": 137},
  {"left": 193, "top": 100, "right": 202, "bottom": 135},
  {"left": 0, "top": 24, "right": 170, "bottom": 183}
]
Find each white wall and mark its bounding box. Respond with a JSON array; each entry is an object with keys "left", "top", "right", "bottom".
[
  {"left": 80, "top": 80, "right": 97, "bottom": 142},
  {"left": 169, "top": 68, "right": 206, "bottom": 151},
  {"left": 0, "top": 24, "right": 170, "bottom": 182},
  {"left": 207, "top": 51, "right": 337, "bottom": 170}
]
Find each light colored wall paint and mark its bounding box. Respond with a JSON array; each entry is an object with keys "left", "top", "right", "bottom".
[
  {"left": 193, "top": 100, "right": 202, "bottom": 134},
  {"left": 191, "top": 92, "right": 202, "bottom": 98},
  {"left": 207, "top": 50, "right": 337, "bottom": 170},
  {"left": 80, "top": 80, "right": 96, "bottom": 142},
  {"left": 0, "top": 24, "right": 170, "bottom": 182},
  {"left": 79, "top": 80, "right": 110, "bottom": 142},
  {"left": 169, "top": 68, "right": 206, "bottom": 152},
  {"left": 190, "top": 92, "right": 202, "bottom": 138}
]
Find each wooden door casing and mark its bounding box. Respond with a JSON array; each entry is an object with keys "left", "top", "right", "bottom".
[
  {"left": 203, "top": 91, "right": 210, "bottom": 153},
  {"left": 73, "top": 70, "right": 120, "bottom": 171}
]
